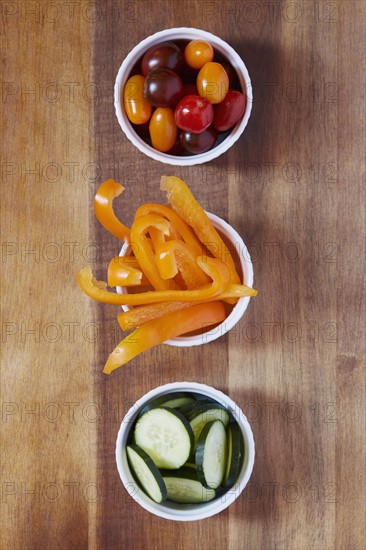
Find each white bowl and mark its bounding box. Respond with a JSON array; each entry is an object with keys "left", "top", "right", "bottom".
[
  {"left": 114, "top": 27, "right": 252, "bottom": 166},
  {"left": 118, "top": 212, "right": 254, "bottom": 346},
  {"left": 115, "top": 382, "right": 255, "bottom": 521}
]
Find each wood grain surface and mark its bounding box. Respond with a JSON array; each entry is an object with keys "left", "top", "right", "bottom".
[{"left": 1, "top": 1, "right": 365, "bottom": 549}]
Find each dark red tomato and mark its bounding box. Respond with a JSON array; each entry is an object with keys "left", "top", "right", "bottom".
[
  {"left": 167, "top": 136, "right": 185, "bottom": 156},
  {"left": 144, "top": 68, "right": 183, "bottom": 108},
  {"left": 214, "top": 54, "right": 240, "bottom": 89},
  {"left": 181, "top": 62, "right": 198, "bottom": 84},
  {"left": 180, "top": 126, "right": 217, "bottom": 154},
  {"left": 175, "top": 95, "right": 214, "bottom": 134},
  {"left": 182, "top": 82, "right": 198, "bottom": 96},
  {"left": 141, "top": 42, "right": 183, "bottom": 76},
  {"left": 213, "top": 90, "right": 247, "bottom": 131}
]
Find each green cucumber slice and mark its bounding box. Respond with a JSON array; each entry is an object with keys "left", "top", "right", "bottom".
[
  {"left": 223, "top": 421, "right": 244, "bottom": 489},
  {"left": 138, "top": 392, "right": 196, "bottom": 417},
  {"left": 161, "top": 467, "right": 216, "bottom": 503},
  {"left": 183, "top": 402, "right": 230, "bottom": 445},
  {"left": 134, "top": 407, "right": 194, "bottom": 469},
  {"left": 196, "top": 420, "right": 227, "bottom": 489},
  {"left": 126, "top": 444, "right": 167, "bottom": 503}
]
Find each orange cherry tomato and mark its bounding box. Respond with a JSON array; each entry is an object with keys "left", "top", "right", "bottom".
[
  {"left": 149, "top": 107, "right": 177, "bottom": 152},
  {"left": 196, "top": 62, "right": 229, "bottom": 104},
  {"left": 123, "top": 75, "right": 152, "bottom": 125},
  {"left": 184, "top": 40, "right": 214, "bottom": 70}
]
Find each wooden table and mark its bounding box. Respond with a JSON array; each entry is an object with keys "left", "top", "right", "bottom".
[{"left": 2, "top": 1, "right": 365, "bottom": 548}]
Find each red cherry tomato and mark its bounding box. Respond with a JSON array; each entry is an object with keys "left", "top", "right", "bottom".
[
  {"left": 149, "top": 108, "right": 177, "bottom": 152},
  {"left": 175, "top": 95, "right": 214, "bottom": 134},
  {"left": 144, "top": 68, "right": 183, "bottom": 108},
  {"left": 180, "top": 126, "right": 217, "bottom": 154},
  {"left": 213, "top": 90, "right": 247, "bottom": 131},
  {"left": 123, "top": 75, "right": 152, "bottom": 125},
  {"left": 197, "top": 62, "right": 229, "bottom": 104},
  {"left": 141, "top": 42, "right": 183, "bottom": 76},
  {"left": 184, "top": 40, "right": 214, "bottom": 70}
]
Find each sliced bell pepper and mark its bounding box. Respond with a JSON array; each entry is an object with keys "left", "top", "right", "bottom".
[
  {"left": 103, "top": 301, "right": 226, "bottom": 373},
  {"left": 107, "top": 256, "right": 149, "bottom": 287},
  {"left": 135, "top": 203, "right": 203, "bottom": 258},
  {"left": 117, "top": 284, "right": 258, "bottom": 330},
  {"left": 117, "top": 300, "right": 193, "bottom": 330},
  {"left": 156, "top": 239, "right": 211, "bottom": 289},
  {"left": 94, "top": 179, "right": 130, "bottom": 242},
  {"left": 130, "top": 214, "right": 179, "bottom": 291},
  {"left": 76, "top": 256, "right": 230, "bottom": 306},
  {"left": 160, "top": 176, "right": 240, "bottom": 284}
]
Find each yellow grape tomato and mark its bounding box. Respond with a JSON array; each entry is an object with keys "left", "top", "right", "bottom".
[
  {"left": 123, "top": 75, "right": 152, "bottom": 125},
  {"left": 149, "top": 108, "right": 177, "bottom": 152},
  {"left": 184, "top": 40, "right": 214, "bottom": 70},
  {"left": 197, "top": 62, "right": 229, "bottom": 104}
]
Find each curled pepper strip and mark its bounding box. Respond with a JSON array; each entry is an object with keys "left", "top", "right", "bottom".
[
  {"left": 135, "top": 203, "right": 203, "bottom": 257},
  {"left": 103, "top": 301, "right": 226, "bottom": 374},
  {"left": 94, "top": 179, "right": 130, "bottom": 242},
  {"left": 76, "top": 256, "right": 230, "bottom": 305},
  {"left": 156, "top": 239, "right": 211, "bottom": 289},
  {"left": 107, "top": 256, "right": 149, "bottom": 287},
  {"left": 130, "top": 214, "right": 179, "bottom": 291},
  {"left": 160, "top": 176, "right": 240, "bottom": 284},
  {"left": 149, "top": 226, "right": 166, "bottom": 252}
]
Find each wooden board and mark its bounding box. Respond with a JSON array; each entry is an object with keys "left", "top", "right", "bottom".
[{"left": 1, "top": 1, "right": 365, "bottom": 548}]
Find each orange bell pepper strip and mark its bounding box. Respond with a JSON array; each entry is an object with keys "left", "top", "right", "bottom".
[
  {"left": 217, "top": 284, "right": 258, "bottom": 300},
  {"left": 94, "top": 179, "right": 130, "bottom": 242},
  {"left": 135, "top": 203, "right": 203, "bottom": 257},
  {"left": 103, "top": 301, "right": 226, "bottom": 373},
  {"left": 156, "top": 239, "right": 211, "bottom": 289},
  {"left": 107, "top": 256, "right": 149, "bottom": 287},
  {"left": 117, "top": 300, "right": 194, "bottom": 330},
  {"left": 160, "top": 176, "right": 240, "bottom": 284},
  {"left": 117, "top": 285, "right": 258, "bottom": 330},
  {"left": 76, "top": 256, "right": 230, "bottom": 305},
  {"left": 130, "top": 214, "right": 179, "bottom": 291}
]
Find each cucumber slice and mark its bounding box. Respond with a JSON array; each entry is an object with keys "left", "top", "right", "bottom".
[
  {"left": 161, "top": 467, "right": 216, "bottom": 503},
  {"left": 138, "top": 392, "right": 196, "bottom": 417},
  {"left": 183, "top": 402, "right": 230, "bottom": 445},
  {"left": 196, "top": 420, "right": 227, "bottom": 489},
  {"left": 134, "top": 407, "right": 194, "bottom": 469},
  {"left": 223, "top": 422, "right": 244, "bottom": 489},
  {"left": 126, "top": 444, "right": 167, "bottom": 503}
]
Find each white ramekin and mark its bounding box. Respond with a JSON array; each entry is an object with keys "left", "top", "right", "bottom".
[
  {"left": 114, "top": 27, "right": 252, "bottom": 166},
  {"left": 115, "top": 381, "right": 255, "bottom": 521}
]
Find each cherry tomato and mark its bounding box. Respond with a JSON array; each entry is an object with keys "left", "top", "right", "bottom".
[
  {"left": 175, "top": 95, "right": 213, "bottom": 134},
  {"left": 181, "top": 62, "right": 199, "bottom": 84},
  {"left": 167, "top": 136, "right": 185, "bottom": 156},
  {"left": 149, "top": 107, "right": 177, "bottom": 152},
  {"left": 213, "top": 90, "right": 247, "bottom": 131},
  {"left": 182, "top": 82, "right": 198, "bottom": 96},
  {"left": 180, "top": 126, "right": 217, "bottom": 154},
  {"left": 144, "top": 68, "right": 183, "bottom": 108},
  {"left": 184, "top": 40, "right": 214, "bottom": 70},
  {"left": 141, "top": 42, "right": 183, "bottom": 76},
  {"left": 197, "top": 62, "right": 229, "bottom": 104},
  {"left": 123, "top": 75, "right": 152, "bottom": 125}
]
